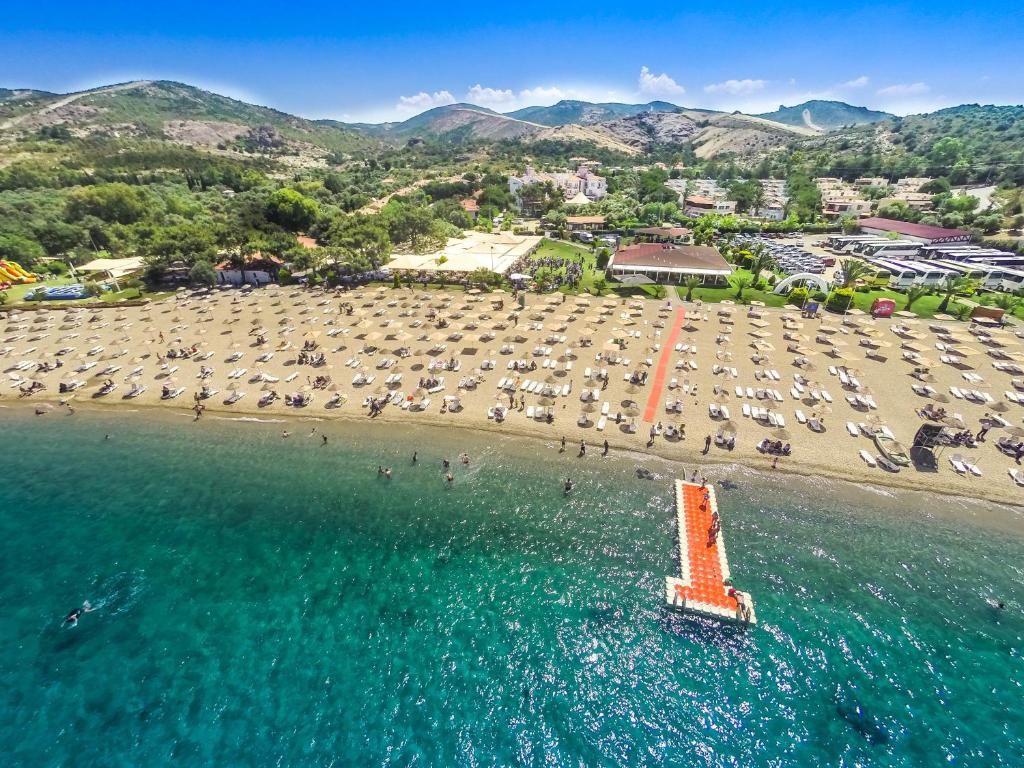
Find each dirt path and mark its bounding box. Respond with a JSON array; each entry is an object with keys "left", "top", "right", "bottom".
[
  {"left": 358, "top": 174, "right": 463, "bottom": 214},
  {"left": 0, "top": 80, "right": 150, "bottom": 130}
]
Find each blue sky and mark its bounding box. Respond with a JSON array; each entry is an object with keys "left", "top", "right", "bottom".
[{"left": 1, "top": 2, "right": 1021, "bottom": 122}]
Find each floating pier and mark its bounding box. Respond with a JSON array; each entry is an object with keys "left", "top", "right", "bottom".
[{"left": 664, "top": 479, "right": 757, "bottom": 625}]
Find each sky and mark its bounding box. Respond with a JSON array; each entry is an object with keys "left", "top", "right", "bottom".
[{"left": 1, "top": 2, "right": 1021, "bottom": 123}]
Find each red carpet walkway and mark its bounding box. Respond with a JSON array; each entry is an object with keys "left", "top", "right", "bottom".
[{"left": 642, "top": 307, "right": 685, "bottom": 423}]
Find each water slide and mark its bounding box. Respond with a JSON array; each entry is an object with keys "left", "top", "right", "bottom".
[{"left": 0, "top": 260, "right": 39, "bottom": 283}]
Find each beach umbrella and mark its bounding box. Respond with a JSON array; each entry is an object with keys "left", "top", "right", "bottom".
[
  {"left": 930, "top": 392, "right": 950, "bottom": 403},
  {"left": 1006, "top": 426, "right": 1024, "bottom": 438}
]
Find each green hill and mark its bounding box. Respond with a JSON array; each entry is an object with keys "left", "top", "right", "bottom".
[
  {"left": 506, "top": 99, "right": 680, "bottom": 126},
  {"left": 757, "top": 100, "right": 893, "bottom": 131}
]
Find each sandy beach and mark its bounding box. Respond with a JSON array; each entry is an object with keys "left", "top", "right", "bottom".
[{"left": 4, "top": 285, "right": 1024, "bottom": 508}]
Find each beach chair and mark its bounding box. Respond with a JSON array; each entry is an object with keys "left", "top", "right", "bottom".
[
  {"left": 742, "top": 403, "right": 751, "bottom": 418},
  {"left": 858, "top": 449, "right": 877, "bottom": 468},
  {"left": 791, "top": 386, "right": 801, "bottom": 400},
  {"left": 846, "top": 421, "right": 858, "bottom": 436},
  {"left": 735, "top": 385, "right": 743, "bottom": 398},
  {"left": 565, "top": 361, "right": 572, "bottom": 371},
  {"left": 708, "top": 404, "right": 720, "bottom": 419},
  {"left": 795, "top": 410, "right": 807, "bottom": 424},
  {"left": 767, "top": 411, "right": 778, "bottom": 427},
  {"left": 561, "top": 384, "right": 570, "bottom": 397},
  {"left": 526, "top": 406, "right": 535, "bottom": 419},
  {"left": 689, "top": 361, "right": 698, "bottom": 370},
  {"left": 601, "top": 401, "right": 610, "bottom": 416},
  {"left": 828, "top": 366, "right": 839, "bottom": 376},
  {"left": 775, "top": 414, "right": 785, "bottom": 428},
  {"left": 746, "top": 387, "right": 754, "bottom": 399},
  {"left": 720, "top": 405, "right": 730, "bottom": 420},
  {"left": 596, "top": 416, "right": 607, "bottom": 431},
  {"left": 1009, "top": 468, "right": 1024, "bottom": 487},
  {"left": 821, "top": 390, "right": 833, "bottom": 404},
  {"left": 949, "top": 454, "right": 969, "bottom": 474}
]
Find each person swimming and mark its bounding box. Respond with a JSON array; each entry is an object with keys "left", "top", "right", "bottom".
[
  {"left": 63, "top": 600, "right": 93, "bottom": 627},
  {"left": 564, "top": 477, "right": 574, "bottom": 495}
]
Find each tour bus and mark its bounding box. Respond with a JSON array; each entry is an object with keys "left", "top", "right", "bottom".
[
  {"left": 929, "top": 260, "right": 990, "bottom": 283},
  {"left": 886, "top": 259, "right": 957, "bottom": 287},
  {"left": 858, "top": 262, "right": 894, "bottom": 288},
  {"left": 826, "top": 235, "right": 883, "bottom": 254},
  {"left": 867, "top": 258, "right": 918, "bottom": 290},
  {"left": 856, "top": 240, "right": 924, "bottom": 259},
  {"left": 966, "top": 254, "right": 1024, "bottom": 270},
  {"left": 990, "top": 267, "right": 1024, "bottom": 293}
]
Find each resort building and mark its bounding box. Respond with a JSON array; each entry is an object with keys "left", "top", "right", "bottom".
[
  {"left": 823, "top": 198, "right": 872, "bottom": 218},
  {"left": 565, "top": 215, "right": 606, "bottom": 232},
  {"left": 684, "top": 196, "right": 737, "bottom": 217},
  {"left": 384, "top": 231, "right": 542, "bottom": 276},
  {"left": 857, "top": 217, "right": 972, "bottom": 244},
  {"left": 607, "top": 243, "right": 733, "bottom": 285},
  {"left": 508, "top": 166, "right": 607, "bottom": 202},
  {"left": 215, "top": 252, "right": 285, "bottom": 287}
]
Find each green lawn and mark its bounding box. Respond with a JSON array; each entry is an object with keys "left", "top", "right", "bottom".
[
  {"left": 676, "top": 269, "right": 791, "bottom": 308},
  {"left": 1, "top": 276, "right": 75, "bottom": 303}
]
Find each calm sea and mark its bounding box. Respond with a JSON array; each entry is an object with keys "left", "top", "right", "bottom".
[{"left": 1, "top": 410, "right": 1022, "bottom": 766}]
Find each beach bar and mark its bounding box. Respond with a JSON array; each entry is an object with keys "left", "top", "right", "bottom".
[{"left": 664, "top": 479, "right": 756, "bottom": 624}]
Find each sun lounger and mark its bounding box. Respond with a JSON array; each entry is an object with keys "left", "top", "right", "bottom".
[
  {"left": 859, "top": 449, "right": 877, "bottom": 467},
  {"left": 601, "top": 401, "right": 610, "bottom": 416},
  {"left": 949, "top": 454, "right": 969, "bottom": 474},
  {"left": 596, "top": 416, "right": 607, "bottom": 431},
  {"left": 526, "top": 406, "right": 535, "bottom": 419},
  {"left": 720, "top": 405, "right": 729, "bottom": 420},
  {"left": 742, "top": 403, "right": 751, "bottom": 418},
  {"left": 795, "top": 410, "right": 806, "bottom": 424},
  {"left": 1009, "top": 468, "right": 1024, "bottom": 487},
  {"left": 847, "top": 421, "right": 858, "bottom": 436},
  {"left": 746, "top": 387, "right": 754, "bottom": 399}
]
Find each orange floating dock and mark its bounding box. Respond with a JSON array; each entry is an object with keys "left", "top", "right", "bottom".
[{"left": 664, "top": 479, "right": 757, "bottom": 624}]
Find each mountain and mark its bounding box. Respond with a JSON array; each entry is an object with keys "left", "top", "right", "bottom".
[
  {"left": 589, "top": 110, "right": 815, "bottom": 157},
  {"left": 505, "top": 99, "right": 680, "bottom": 126},
  {"left": 0, "top": 80, "right": 373, "bottom": 158},
  {"left": 346, "top": 103, "right": 543, "bottom": 143},
  {"left": 756, "top": 100, "right": 893, "bottom": 132}
]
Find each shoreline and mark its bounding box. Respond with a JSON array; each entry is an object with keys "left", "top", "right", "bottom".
[
  {"left": 6, "top": 287, "right": 1024, "bottom": 516},
  {"left": 7, "top": 395, "right": 1024, "bottom": 525}
]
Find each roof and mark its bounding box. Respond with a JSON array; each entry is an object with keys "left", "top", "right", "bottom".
[
  {"left": 566, "top": 215, "right": 606, "bottom": 224},
  {"left": 685, "top": 196, "right": 717, "bottom": 206},
  {"left": 215, "top": 253, "right": 285, "bottom": 270},
  {"left": 634, "top": 226, "right": 690, "bottom": 238},
  {"left": 77, "top": 257, "right": 144, "bottom": 278},
  {"left": 460, "top": 198, "right": 479, "bottom": 213},
  {"left": 858, "top": 217, "right": 971, "bottom": 242},
  {"left": 385, "top": 232, "right": 542, "bottom": 275},
  {"left": 609, "top": 244, "right": 733, "bottom": 276}
]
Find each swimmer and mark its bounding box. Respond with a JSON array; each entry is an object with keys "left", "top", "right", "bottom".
[
  {"left": 446, "top": 472, "right": 454, "bottom": 485},
  {"left": 378, "top": 465, "right": 384, "bottom": 475},
  {"left": 442, "top": 458, "right": 450, "bottom": 470},
  {"left": 282, "top": 430, "right": 291, "bottom": 438},
  {"left": 322, "top": 435, "right": 328, "bottom": 445},
  {"left": 63, "top": 600, "right": 93, "bottom": 627},
  {"left": 461, "top": 453, "right": 469, "bottom": 465},
  {"left": 986, "top": 598, "right": 1006, "bottom": 610},
  {"left": 564, "top": 477, "right": 574, "bottom": 495},
  {"left": 412, "top": 451, "right": 417, "bottom": 463},
  {"left": 384, "top": 467, "right": 392, "bottom": 478}
]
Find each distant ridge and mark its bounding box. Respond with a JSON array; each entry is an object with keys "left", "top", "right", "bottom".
[
  {"left": 505, "top": 99, "right": 681, "bottom": 126},
  {"left": 756, "top": 100, "right": 893, "bottom": 132}
]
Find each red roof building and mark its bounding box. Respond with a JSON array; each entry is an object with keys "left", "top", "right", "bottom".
[
  {"left": 608, "top": 243, "right": 732, "bottom": 285},
  {"left": 858, "top": 217, "right": 971, "bottom": 244}
]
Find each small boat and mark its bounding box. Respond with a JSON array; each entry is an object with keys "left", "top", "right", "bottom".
[{"left": 873, "top": 428, "right": 911, "bottom": 467}]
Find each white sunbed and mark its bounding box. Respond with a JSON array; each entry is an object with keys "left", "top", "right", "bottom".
[
  {"left": 846, "top": 421, "right": 859, "bottom": 436},
  {"left": 795, "top": 410, "right": 806, "bottom": 424},
  {"left": 596, "top": 416, "right": 607, "bottom": 431},
  {"left": 859, "top": 449, "right": 877, "bottom": 467},
  {"left": 742, "top": 403, "right": 751, "bottom": 418},
  {"left": 949, "top": 454, "right": 969, "bottom": 474},
  {"left": 1008, "top": 468, "right": 1024, "bottom": 487}
]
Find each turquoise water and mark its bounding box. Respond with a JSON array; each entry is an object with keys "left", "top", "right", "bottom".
[{"left": 2, "top": 411, "right": 1023, "bottom": 766}]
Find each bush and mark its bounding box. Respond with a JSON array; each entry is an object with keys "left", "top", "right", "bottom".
[
  {"left": 827, "top": 287, "right": 855, "bottom": 312},
  {"left": 83, "top": 281, "right": 102, "bottom": 298},
  {"left": 44, "top": 261, "right": 68, "bottom": 276},
  {"left": 788, "top": 286, "right": 809, "bottom": 303},
  {"left": 278, "top": 268, "right": 294, "bottom": 285},
  {"left": 812, "top": 290, "right": 828, "bottom": 301},
  {"left": 0, "top": 291, "right": 8, "bottom": 305}
]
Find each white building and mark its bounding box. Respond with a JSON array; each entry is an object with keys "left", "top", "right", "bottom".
[{"left": 509, "top": 166, "right": 607, "bottom": 202}]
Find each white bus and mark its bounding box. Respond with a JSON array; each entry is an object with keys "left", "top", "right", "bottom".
[
  {"left": 826, "top": 235, "right": 884, "bottom": 254},
  {"left": 886, "top": 259, "right": 957, "bottom": 287},
  {"left": 857, "top": 240, "right": 924, "bottom": 259},
  {"left": 867, "top": 258, "right": 919, "bottom": 290}
]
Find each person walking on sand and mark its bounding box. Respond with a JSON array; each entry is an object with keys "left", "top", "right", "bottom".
[
  {"left": 322, "top": 434, "right": 328, "bottom": 446},
  {"left": 703, "top": 435, "right": 711, "bottom": 455},
  {"left": 602, "top": 439, "right": 609, "bottom": 456},
  {"left": 560, "top": 436, "right": 566, "bottom": 453},
  {"left": 578, "top": 440, "right": 586, "bottom": 458}
]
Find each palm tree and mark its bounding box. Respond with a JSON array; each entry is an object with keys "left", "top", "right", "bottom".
[
  {"left": 904, "top": 284, "right": 930, "bottom": 312},
  {"left": 748, "top": 251, "right": 776, "bottom": 289},
  {"left": 683, "top": 275, "right": 702, "bottom": 302},
  {"left": 994, "top": 291, "right": 1023, "bottom": 315},
  {"left": 837, "top": 258, "right": 870, "bottom": 289},
  {"left": 731, "top": 274, "right": 752, "bottom": 301},
  {"left": 935, "top": 275, "right": 978, "bottom": 314}
]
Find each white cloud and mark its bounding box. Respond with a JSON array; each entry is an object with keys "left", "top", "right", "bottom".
[
  {"left": 396, "top": 89, "right": 456, "bottom": 113},
  {"left": 877, "top": 82, "right": 930, "bottom": 96},
  {"left": 518, "top": 85, "right": 567, "bottom": 104},
  {"left": 703, "top": 78, "right": 767, "bottom": 96},
  {"left": 465, "top": 84, "right": 516, "bottom": 106},
  {"left": 840, "top": 76, "right": 869, "bottom": 89},
  {"left": 638, "top": 66, "right": 685, "bottom": 99}
]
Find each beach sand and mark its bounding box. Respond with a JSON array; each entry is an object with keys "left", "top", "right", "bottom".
[{"left": 4, "top": 285, "right": 1024, "bottom": 508}]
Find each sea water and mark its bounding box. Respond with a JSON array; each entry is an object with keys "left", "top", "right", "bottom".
[{"left": 1, "top": 411, "right": 1022, "bottom": 766}]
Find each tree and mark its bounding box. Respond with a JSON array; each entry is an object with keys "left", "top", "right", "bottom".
[
  {"left": 683, "top": 275, "right": 701, "bottom": 302},
  {"left": 748, "top": 250, "right": 775, "bottom": 289},
  {"left": 731, "top": 274, "right": 753, "bottom": 301},
  {"left": 66, "top": 183, "right": 149, "bottom": 224},
  {"left": 592, "top": 276, "right": 607, "bottom": 295},
  {"left": 0, "top": 233, "right": 46, "bottom": 267},
  {"left": 904, "top": 284, "right": 930, "bottom": 311},
  {"left": 188, "top": 260, "right": 217, "bottom": 287},
  {"left": 837, "top": 258, "right": 870, "bottom": 288},
  {"left": 936, "top": 275, "right": 977, "bottom": 313},
  {"left": 266, "top": 188, "right": 319, "bottom": 231},
  {"left": 994, "top": 291, "right": 1023, "bottom": 314}
]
